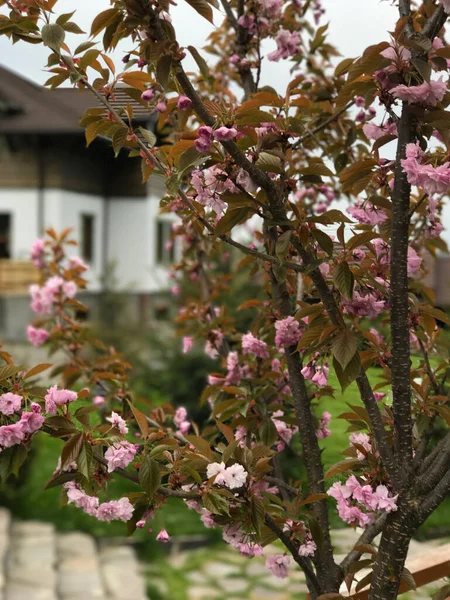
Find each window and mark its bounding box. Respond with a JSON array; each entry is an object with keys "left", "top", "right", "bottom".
[
  {"left": 81, "top": 214, "right": 94, "bottom": 264},
  {"left": 0, "top": 214, "right": 11, "bottom": 259},
  {"left": 156, "top": 220, "right": 175, "bottom": 266}
]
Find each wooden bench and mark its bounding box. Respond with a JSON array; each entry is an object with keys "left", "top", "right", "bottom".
[{"left": 306, "top": 542, "right": 450, "bottom": 599}]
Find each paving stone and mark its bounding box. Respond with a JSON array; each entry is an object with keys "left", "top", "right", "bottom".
[
  {"left": 168, "top": 552, "right": 188, "bottom": 569},
  {"left": 222, "top": 578, "right": 248, "bottom": 593},
  {"left": 187, "top": 571, "right": 207, "bottom": 585},
  {"left": 247, "top": 562, "right": 268, "bottom": 577},
  {"left": 204, "top": 561, "right": 240, "bottom": 578},
  {"left": 188, "top": 585, "right": 223, "bottom": 599},
  {"left": 250, "top": 587, "right": 289, "bottom": 599},
  {"left": 99, "top": 546, "right": 147, "bottom": 600},
  {"left": 4, "top": 583, "right": 57, "bottom": 600}
]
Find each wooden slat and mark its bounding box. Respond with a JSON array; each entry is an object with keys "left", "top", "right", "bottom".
[
  {"left": 0, "top": 260, "right": 39, "bottom": 294},
  {"left": 306, "top": 543, "right": 450, "bottom": 599}
]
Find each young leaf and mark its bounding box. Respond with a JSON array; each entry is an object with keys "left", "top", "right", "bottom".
[
  {"left": 333, "top": 262, "right": 354, "bottom": 300},
  {"left": 61, "top": 432, "right": 84, "bottom": 470},
  {"left": 41, "top": 23, "right": 65, "bottom": 52},
  {"left": 332, "top": 329, "right": 358, "bottom": 371},
  {"left": 333, "top": 353, "right": 361, "bottom": 391},
  {"left": 139, "top": 456, "right": 161, "bottom": 500}
]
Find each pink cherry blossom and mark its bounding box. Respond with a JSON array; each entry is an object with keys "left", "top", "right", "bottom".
[
  {"left": 373, "top": 485, "right": 398, "bottom": 513},
  {"left": 141, "top": 89, "right": 155, "bottom": 102},
  {"left": 0, "top": 423, "right": 25, "bottom": 447},
  {"left": 174, "top": 406, "right": 191, "bottom": 435},
  {"left": 242, "top": 332, "right": 269, "bottom": 359},
  {"left": 350, "top": 432, "right": 372, "bottom": 459},
  {"left": 96, "top": 497, "right": 134, "bottom": 522},
  {"left": 156, "top": 529, "right": 170, "bottom": 542},
  {"left": 177, "top": 95, "right": 192, "bottom": 110},
  {"left": 223, "top": 463, "right": 248, "bottom": 489},
  {"left": 407, "top": 246, "right": 422, "bottom": 277},
  {"left": 29, "top": 284, "right": 54, "bottom": 315},
  {"left": 207, "top": 461, "right": 227, "bottom": 484},
  {"left": 256, "top": 0, "right": 283, "bottom": 17},
  {"left": 64, "top": 482, "right": 100, "bottom": 517},
  {"left": 213, "top": 126, "right": 238, "bottom": 141},
  {"left": 44, "top": 385, "right": 77, "bottom": 415},
  {"left": 183, "top": 336, "right": 193, "bottom": 353},
  {"left": 93, "top": 395, "right": 105, "bottom": 406},
  {"left": 225, "top": 351, "right": 243, "bottom": 386},
  {"left": 26, "top": 325, "right": 49, "bottom": 348},
  {"left": 0, "top": 392, "right": 22, "bottom": 415},
  {"left": 104, "top": 441, "right": 138, "bottom": 473},
  {"left": 266, "top": 554, "right": 290, "bottom": 578},
  {"left": 20, "top": 403, "right": 45, "bottom": 434},
  {"left": 274, "top": 316, "right": 302, "bottom": 348},
  {"left": 268, "top": 29, "right": 301, "bottom": 62},
  {"left": 68, "top": 256, "right": 88, "bottom": 271},
  {"left": 363, "top": 121, "right": 397, "bottom": 141},
  {"left": 156, "top": 101, "right": 167, "bottom": 113},
  {"left": 347, "top": 200, "right": 388, "bottom": 226},
  {"left": 343, "top": 290, "right": 387, "bottom": 319},
  {"left": 106, "top": 411, "right": 129, "bottom": 435},
  {"left": 30, "top": 238, "right": 45, "bottom": 268},
  {"left": 299, "top": 538, "right": 317, "bottom": 557},
  {"left": 200, "top": 509, "right": 216, "bottom": 528},
  {"left": 391, "top": 78, "right": 446, "bottom": 107}
]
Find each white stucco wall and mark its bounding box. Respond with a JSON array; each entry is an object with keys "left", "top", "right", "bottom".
[
  {"left": 44, "top": 189, "right": 105, "bottom": 292},
  {"left": 107, "top": 175, "right": 173, "bottom": 293},
  {"left": 0, "top": 190, "right": 39, "bottom": 259}
]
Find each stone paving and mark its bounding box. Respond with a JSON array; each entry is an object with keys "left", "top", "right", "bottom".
[
  {"left": 146, "top": 528, "right": 450, "bottom": 600},
  {"left": 0, "top": 508, "right": 148, "bottom": 600},
  {"left": 0, "top": 505, "right": 448, "bottom": 600}
]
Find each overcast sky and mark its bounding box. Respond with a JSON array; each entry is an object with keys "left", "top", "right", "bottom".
[
  {"left": 4, "top": 1, "right": 448, "bottom": 244},
  {"left": 0, "top": 0, "right": 398, "bottom": 86}
]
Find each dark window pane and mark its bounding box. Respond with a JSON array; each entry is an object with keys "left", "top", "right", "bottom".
[
  {"left": 0, "top": 214, "right": 11, "bottom": 259},
  {"left": 81, "top": 214, "right": 94, "bottom": 263},
  {"left": 156, "top": 220, "right": 174, "bottom": 266}
]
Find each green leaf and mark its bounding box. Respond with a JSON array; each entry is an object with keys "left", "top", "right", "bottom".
[
  {"left": 61, "top": 432, "right": 84, "bottom": 470},
  {"left": 139, "top": 456, "right": 161, "bottom": 501},
  {"left": 300, "top": 162, "right": 334, "bottom": 178},
  {"left": 56, "top": 11, "right": 76, "bottom": 26},
  {"left": 411, "top": 58, "right": 432, "bottom": 82},
  {"left": 308, "top": 210, "right": 352, "bottom": 225},
  {"left": 215, "top": 207, "right": 252, "bottom": 236},
  {"left": 250, "top": 495, "right": 265, "bottom": 537},
  {"left": 112, "top": 127, "right": 128, "bottom": 155},
  {"left": 156, "top": 54, "right": 172, "bottom": 90},
  {"left": 90, "top": 8, "right": 120, "bottom": 37},
  {"left": 77, "top": 442, "right": 93, "bottom": 479},
  {"left": 138, "top": 127, "right": 157, "bottom": 148},
  {"left": 275, "top": 231, "right": 292, "bottom": 260},
  {"left": 0, "top": 365, "right": 24, "bottom": 381},
  {"left": 332, "top": 329, "right": 358, "bottom": 370},
  {"left": 41, "top": 23, "right": 65, "bottom": 52},
  {"left": 203, "top": 493, "right": 230, "bottom": 516},
  {"left": 258, "top": 419, "right": 278, "bottom": 447},
  {"left": 62, "top": 22, "right": 85, "bottom": 34},
  {"left": 187, "top": 45, "right": 210, "bottom": 80},
  {"left": 184, "top": 0, "right": 214, "bottom": 23},
  {"left": 333, "top": 353, "right": 361, "bottom": 391},
  {"left": 346, "top": 231, "right": 378, "bottom": 251},
  {"left": 311, "top": 229, "right": 334, "bottom": 257},
  {"left": 324, "top": 457, "right": 361, "bottom": 479},
  {"left": 74, "top": 41, "right": 97, "bottom": 55},
  {"left": 333, "top": 262, "right": 354, "bottom": 300},
  {"left": 255, "top": 152, "right": 282, "bottom": 174}
]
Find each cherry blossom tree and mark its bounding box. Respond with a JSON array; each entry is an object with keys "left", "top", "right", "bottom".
[{"left": 1, "top": 0, "right": 450, "bottom": 598}]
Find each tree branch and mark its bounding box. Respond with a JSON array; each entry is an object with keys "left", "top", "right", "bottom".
[
  {"left": 264, "top": 513, "right": 322, "bottom": 598},
  {"left": 291, "top": 101, "right": 355, "bottom": 151},
  {"left": 340, "top": 514, "right": 387, "bottom": 575},
  {"left": 390, "top": 101, "right": 416, "bottom": 475},
  {"left": 93, "top": 455, "right": 201, "bottom": 499},
  {"left": 422, "top": 4, "right": 447, "bottom": 39}
]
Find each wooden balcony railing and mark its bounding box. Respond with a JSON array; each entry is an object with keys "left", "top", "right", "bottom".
[{"left": 0, "top": 260, "right": 39, "bottom": 294}]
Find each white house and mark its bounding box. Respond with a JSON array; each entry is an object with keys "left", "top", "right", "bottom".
[{"left": 0, "top": 65, "right": 175, "bottom": 340}]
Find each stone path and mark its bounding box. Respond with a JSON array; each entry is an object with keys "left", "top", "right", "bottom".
[
  {"left": 146, "top": 528, "right": 450, "bottom": 600},
  {"left": 0, "top": 508, "right": 148, "bottom": 600}
]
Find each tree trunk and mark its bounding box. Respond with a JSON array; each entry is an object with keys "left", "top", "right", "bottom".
[{"left": 368, "top": 502, "right": 416, "bottom": 600}]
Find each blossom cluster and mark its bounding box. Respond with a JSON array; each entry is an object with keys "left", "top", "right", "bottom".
[
  {"left": 0, "top": 400, "right": 44, "bottom": 448},
  {"left": 64, "top": 481, "right": 134, "bottom": 522},
  {"left": 206, "top": 461, "right": 248, "bottom": 489},
  {"left": 328, "top": 475, "right": 398, "bottom": 528},
  {"left": 401, "top": 142, "right": 450, "bottom": 197}
]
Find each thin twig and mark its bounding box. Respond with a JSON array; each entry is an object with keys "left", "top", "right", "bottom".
[{"left": 291, "top": 101, "right": 355, "bottom": 151}]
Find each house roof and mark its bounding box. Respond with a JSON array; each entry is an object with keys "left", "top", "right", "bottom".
[{"left": 0, "top": 65, "right": 152, "bottom": 135}]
